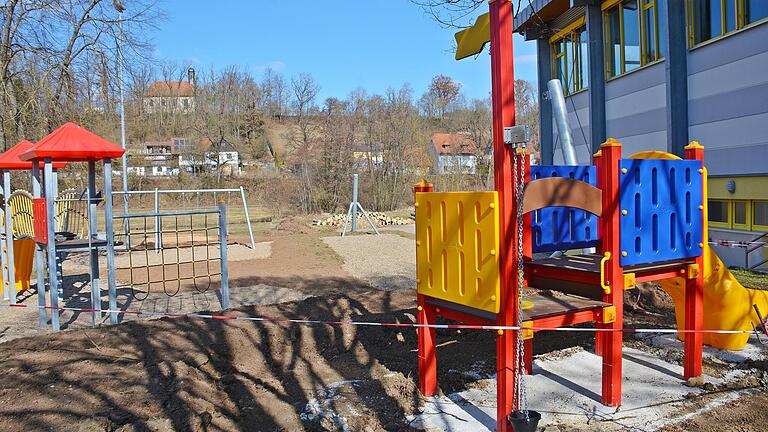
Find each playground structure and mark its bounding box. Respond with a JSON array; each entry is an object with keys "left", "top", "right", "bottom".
[
  {"left": 0, "top": 123, "right": 232, "bottom": 332},
  {"left": 0, "top": 140, "right": 68, "bottom": 303},
  {"left": 416, "top": 2, "right": 768, "bottom": 431}
]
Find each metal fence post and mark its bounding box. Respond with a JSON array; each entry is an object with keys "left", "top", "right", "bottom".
[
  {"left": 352, "top": 174, "right": 358, "bottom": 232},
  {"left": 104, "top": 159, "right": 119, "bottom": 324},
  {"left": 154, "top": 188, "right": 160, "bottom": 253},
  {"left": 3, "top": 169, "right": 15, "bottom": 304},
  {"left": 239, "top": 186, "right": 256, "bottom": 249},
  {"left": 218, "top": 200, "right": 230, "bottom": 310},
  {"left": 31, "top": 163, "right": 47, "bottom": 327}
]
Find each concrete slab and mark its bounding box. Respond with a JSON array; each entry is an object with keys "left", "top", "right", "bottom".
[{"left": 408, "top": 347, "right": 741, "bottom": 431}]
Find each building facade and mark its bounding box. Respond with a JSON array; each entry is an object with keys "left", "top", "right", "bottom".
[
  {"left": 143, "top": 68, "right": 197, "bottom": 114},
  {"left": 429, "top": 132, "right": 479, "bottom": 175},
  {"left": 515, "top": 0, "right": 768, "bottom": 269}
]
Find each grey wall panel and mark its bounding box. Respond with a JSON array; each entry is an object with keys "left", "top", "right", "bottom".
[
  {"left": 688, "top": 21, "right": 768, "bottom": 74},
  {"left": 614, "top": 130, "right": 668, "bottom": 155},
  {"left": 689, "top": 81, "right": 768, "bottom": 125},
  {"left": 606, "top": 107, "right": 667, "bottom": 137},
  {"left": 688, "top": 51, "right": 768, "bottom": 100},
  {"left": 689, "top": 112, "right": 768, "bottom": 150},
  {"left": 565, "top": 90, "right": 590, "bottom": 110},
  {"left": 706, "top": 142, "right": 768, "bottom": 176},
  {"left": 605, "top": 61, "right": 667, "bottom": 100},
  {"left": 606, "top": 83, "right": 667, "bottom": 119}
]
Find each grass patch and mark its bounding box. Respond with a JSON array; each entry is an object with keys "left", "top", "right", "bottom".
[{"left": 731, "top": 268, "right": 768, "bottom": 290}]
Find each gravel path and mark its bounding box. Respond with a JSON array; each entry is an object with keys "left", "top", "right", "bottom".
[{"left": 321, "top": 234, "right": 415, "bottom": 291}]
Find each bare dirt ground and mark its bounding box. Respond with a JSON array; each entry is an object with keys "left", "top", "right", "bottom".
[{"left": 0, "top": 217, "right": 765, "bottom": 431}]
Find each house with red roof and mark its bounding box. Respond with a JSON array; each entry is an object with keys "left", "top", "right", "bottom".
[
  {"left": 429, "top": 132, "right": 478, "bottom": 175},
  {"left": 143, "top": 68, "right": 196, "bottom": 114}
]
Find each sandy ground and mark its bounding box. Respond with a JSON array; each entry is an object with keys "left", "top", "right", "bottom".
[
  {"left": 0, "top": 217, "right": 766, "bottom": 431},
  {"left": 321, "top": 234, "right": 415, "bottom": 291}
]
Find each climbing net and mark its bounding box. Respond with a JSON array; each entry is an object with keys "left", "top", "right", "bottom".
[{"left": 114, "top": 210, "right": 223, "bottom": 300}]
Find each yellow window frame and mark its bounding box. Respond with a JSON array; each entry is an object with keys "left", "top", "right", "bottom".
[
  {"left": 732, "top": 199, "right": 751, "bottom": 230},
  {"left": 602, "top": 0, "right": 664, "bottom": 79},
  {"left": 687, "top": 0, "right": 767, "bottom": 47},
  {"left": 753, "top": 200, "right": 768, "bottom": 232},
  {"left": 708, "top": 199, "right": 731, "bottom": 228},
  {"left": 550, "top": 17, "right": 588, "bottom": 96}
]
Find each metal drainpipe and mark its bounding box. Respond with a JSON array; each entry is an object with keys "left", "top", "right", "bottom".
[
  {"left": 547, "top": 79, "right": 593, "bottom": 256},
  {"left": 547, "top": 79, "right": 578, "bottom": 165}
]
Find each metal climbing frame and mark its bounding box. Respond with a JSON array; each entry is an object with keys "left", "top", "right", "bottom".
[
  {"left": 112, "top": 203, "right": 230, "bottom": 310},
  {"left": 112, "top": 187, "right": 255, "bottom": 250}
]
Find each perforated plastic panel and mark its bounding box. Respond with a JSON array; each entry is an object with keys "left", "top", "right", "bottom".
[
  {"left": 530, "top": 165, "right": 599, "bottom": 253},
  {"left": 619, "top": 159, "right": 704, "bottom": 266},
  {"left": 415, "top": 191, "right": 500, "bottom": 313}
]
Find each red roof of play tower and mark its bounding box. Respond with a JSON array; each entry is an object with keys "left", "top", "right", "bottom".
[
  {"left": 0, "top": 140, "right": 67, "bottom": 170},
  {"left": 20, "top": 122, "right": 125, "bottom": 162}
]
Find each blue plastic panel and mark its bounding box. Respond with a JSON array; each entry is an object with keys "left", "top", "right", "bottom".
[
  {"left": 530, "top": 165, "right": 599, "bottom": 253},
  {"left": 619, "top": 159, "right": 704, "bottom": 266}
]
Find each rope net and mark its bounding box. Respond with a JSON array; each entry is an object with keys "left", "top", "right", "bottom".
[{"left": 113, "top": 212, "right": 222, "bottom": 300}]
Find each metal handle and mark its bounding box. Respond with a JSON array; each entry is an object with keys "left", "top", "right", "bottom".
[{"left": 600, "top": 252, "right": 612, "bottom": 295}]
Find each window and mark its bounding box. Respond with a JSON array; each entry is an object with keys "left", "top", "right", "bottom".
[
  {"left": 755, "top": 201, "right": 768, "bottom": 229},
  {"left": 689, "top": 0, "right": 768, "bottom": 46},
  {"left": 733, "top": 200, "right": 749, "bottom": 228},
  {"left": 745, "top": 0, "right": 768, "bottom": 24},
  {"left": 709, "top": 199, "right": 768, "bottom": 231},
  {"left": 604, "top": 0, "right": 666, "bottom": 79},
  {"left": 709, "top": 200, "right": 730, "bottom": 226},
  {"left": 551, "top": 20, "right": 589, "bottom": 95}
]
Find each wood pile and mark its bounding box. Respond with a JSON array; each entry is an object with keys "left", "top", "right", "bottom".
[{"left": 312, "top": 212, "right": 412, "bottom": 227}]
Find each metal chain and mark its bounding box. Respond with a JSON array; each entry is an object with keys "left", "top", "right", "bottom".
[
  {"left": 511, "top": 149, "right": 528, "bottom": 417},
  {"left": 516, "top": 149, "right": 528, "bottom": 417}
]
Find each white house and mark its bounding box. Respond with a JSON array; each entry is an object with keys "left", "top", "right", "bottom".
[{"left": 429, "top": 132, "right": 478, "bottom": 175}]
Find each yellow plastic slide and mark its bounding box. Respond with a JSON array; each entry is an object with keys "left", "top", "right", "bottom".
[{"left": 659, "top": 244, "right": 768, "bottom": 350}]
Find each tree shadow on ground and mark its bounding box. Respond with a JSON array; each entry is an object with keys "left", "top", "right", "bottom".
[{"left": 0, "top": 275, "right": 599, "bottom": 431}]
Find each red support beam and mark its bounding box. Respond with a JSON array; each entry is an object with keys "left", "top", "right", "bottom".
[
  {"left": 414, "top": 182, "right": 437, "bottom": 396},
  {"left": 531, "top": 309, "right": 604, "bottom": 329},
  {"left": 684, "top": 142, "right": 705, "bottom": 380},
  {"left": 599, "top": 139, "right": 624, "bottom": 406},
  {"left": 417, "top": 295, "right": 438, "bottom": 396},
  {"left": 489, "top": 1, "right": 518, "bottom": 430}
]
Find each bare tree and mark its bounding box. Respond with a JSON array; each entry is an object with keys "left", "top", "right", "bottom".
[{"left": 420, "top": 74, "right": 462, "bottom": 122}]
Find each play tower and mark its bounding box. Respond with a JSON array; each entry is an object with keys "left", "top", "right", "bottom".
[{"left": 413, "top": 2, "right": 706, "bottom": 431}]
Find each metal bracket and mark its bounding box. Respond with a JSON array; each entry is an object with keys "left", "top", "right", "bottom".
[
  {"left": 504, "top": 125, "right": 530, "bottom": 147},
  {"left": 624, "top": 273, "right": 636, "bottom": 290},
  {"left": 522, "top": 320, "right": 534, "bottom": 340},
  {"left": 600, "top": 306, "right": 617, "bottom": 324}
]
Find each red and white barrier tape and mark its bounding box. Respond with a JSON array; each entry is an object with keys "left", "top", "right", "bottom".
[{"left": 0, "top": 302, "right": 760, "bottom": 335}]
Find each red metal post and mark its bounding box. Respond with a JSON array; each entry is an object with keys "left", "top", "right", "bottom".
[
  {"left": 417, "top": 296, "right": 438, "bottom": 396},
  {"left": 593, "top": 149, "right": 604, "bottom": 358},
  {"left": 489, "top": 1, "right": 518, "bottom": 430},
  {"left": 684, "top": 142, "right": 705, "bottom": 380},
  {"left": 414, "top": 181, "right": 437, "bottom": 396},
  {"left": 599, "top": 139, "right": 623, "bottom": 406}
]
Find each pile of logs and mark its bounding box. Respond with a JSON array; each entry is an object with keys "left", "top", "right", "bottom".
[{"left": 312, "top": 212, "right": 412, "bottom": 227}]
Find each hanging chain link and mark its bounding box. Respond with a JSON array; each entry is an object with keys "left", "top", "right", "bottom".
[
  {"left": 516, "top": 149, "right": 528, "bottom": 417},
  {"left": 511, "top": 148, "right": 528, "bottom": 417}
]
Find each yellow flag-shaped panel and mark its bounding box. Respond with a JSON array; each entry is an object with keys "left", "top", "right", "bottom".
[
  {"left": 415, "top": 191, "right": 500, "bottom": 313},
  {"left": 455, "top": 13, "right": 491, "bottom": 61}
]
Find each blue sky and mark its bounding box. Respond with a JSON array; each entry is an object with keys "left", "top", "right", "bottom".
[{"left": 151, "top": 0, "right": 538, "bottom": 101}]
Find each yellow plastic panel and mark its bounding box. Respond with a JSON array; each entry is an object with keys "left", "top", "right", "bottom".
[{"left": 415, "top": 191, "right": 500, "bottom": 313}]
